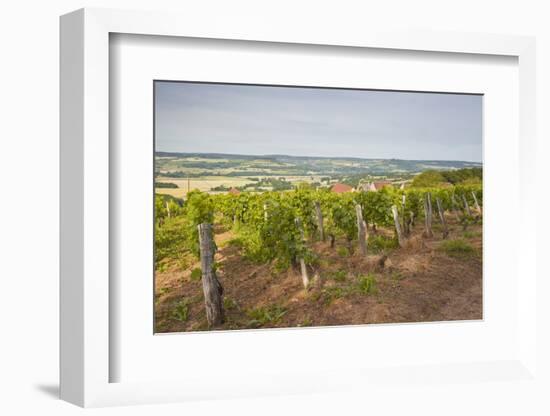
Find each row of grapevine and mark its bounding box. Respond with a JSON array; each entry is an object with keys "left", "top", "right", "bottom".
[
  {"left": 155, "top": 184, "right": 482, "bottom": 327},
  {"left": 156, "top": 184, "right": 482, "bottom": 266}
]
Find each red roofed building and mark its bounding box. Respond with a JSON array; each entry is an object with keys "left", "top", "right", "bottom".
[
  {"left": 331, "top": 183, "right": 353, "bottom": 193},
  {"left": 228, "top": 187, "right": 241, "bottom": 195}
]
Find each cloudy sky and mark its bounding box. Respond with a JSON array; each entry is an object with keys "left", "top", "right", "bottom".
[{"left": 155, "top": 81, "right": 482, "bottom": 162}]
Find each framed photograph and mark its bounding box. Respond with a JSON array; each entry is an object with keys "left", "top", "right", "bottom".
[
  {"left": 60, "top": 8, "right": 538, "bottom": 408},
  {"left": 152, "top": 81, "right": 484, "bottom": 334}
]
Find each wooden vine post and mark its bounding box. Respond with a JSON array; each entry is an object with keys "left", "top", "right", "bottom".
[
  {"left": 355, "top": 204, "right": 368, "bottom": 256},
  {"left": 462, "top": 194, "right": 472, "bottom": 217},
  {"left": 471, "top": 191, "right": 482, "bottom": 216},
  {"left": 294, "top": 217, "right": 309, "bottom": 288},
  {"left": 165, "top": 201, "right": 171, "bottom": 219},
  {"left": 401, "top": 194, "right": 410, "bottom": 236},
  {"left": 451, "top": 193, "right": 461, "bottom": 222},
  {"left": 423, "top": 192, "right": 433, "bottom": 238},
  {"left": 391, "top": 205, "right": 405, "bottom": 247},
  {"left": 314, "top": 201, "right": 325, "bottom": 241},
  {"left": 435, "top": 198, "right": 449, "bottom": 239},
  {"left": 263, "top": 202, "right": 268, "bottom": 221},
  {"left": 197, "top": 223, "right": 224, "bottom": 327}
]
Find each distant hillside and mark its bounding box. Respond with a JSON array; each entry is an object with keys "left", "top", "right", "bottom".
[{"left": 155, "top": 152, "right": 481, "bottom": 178}]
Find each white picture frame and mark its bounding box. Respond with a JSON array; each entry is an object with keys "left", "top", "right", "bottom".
[{"left": 60, "top": 8, "right": 538, "bottom": 408}]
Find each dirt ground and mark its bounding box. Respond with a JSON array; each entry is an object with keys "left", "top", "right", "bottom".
[{"left": 154, "top": 216, "right": 482, "bottom": 333}]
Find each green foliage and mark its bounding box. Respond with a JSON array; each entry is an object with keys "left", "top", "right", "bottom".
[
  {"left": 463, "top": 231, "right": 481, "bottom": 239},
  {"left": 155, "top": 178, "right": 482, "bottom": 278},
  {"left": 210, "top": 184, "right": 230, "bottom": 192},
  {"left": 184, "top": 190, "right": 215, "bottom": 257},
  {"left": 155, "top": 194, "right": 184, "bottom": 222},
  {"left": 247, "top": 304, "right": 287, "bottom": 327},
  {"left": 215, "top": 191, "right": 312, "bottom": 270},
  {"left": 355, "top": 188, "right": 395, "bottom": 228},
  {"left": 368, "top": 234, "right": 399, "bottom": 253},
  {"left": 321, "top": 286, "right": 347, "bottom": 305},
  {"left": 155, "top": 182, "right": 178, "bottom": 188},
  {"left": 327, "top": 270, "right": 347, "bottom": 282},
  {"left": 357, "top": 274, "right": 378, "bottom": 295},
  {"left": 441, "top": 167, "right": 482, "bottom": 185},
  {"left": 321, "top": 191, "right": 357, "bottom": 241},
  {"left": 437, "top": 239, "right": 476, "bottom": 258},
  {"left": 411, "top": 170, "right": 446, "bottom": 188},
  {"left": 155, "top": 216, "right": 189, "bottom": 268},
  {"left": 172, "top": 299, "right": 190, "bottom": 322},
  {"left": 190, "top": 267, "right": 202, "bottom": 281},
  {"left": 336, "top": 246, "right": 351, "bottom": 257},
  {"left": 223, "top": 297, "right": 239, "bottom": 310},
  {"left": 411, "top": 168, "right": 482, "bottom": 188}
]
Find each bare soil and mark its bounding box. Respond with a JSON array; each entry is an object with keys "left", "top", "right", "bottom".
[{"left": 154, "top": 217, "right": 482, "bottom": 333}]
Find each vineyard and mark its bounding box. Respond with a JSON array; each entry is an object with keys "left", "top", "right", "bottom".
[{"left": 154, "top": 183, "right": 483, "bottom": 332}]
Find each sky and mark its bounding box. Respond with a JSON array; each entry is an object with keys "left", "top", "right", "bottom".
[{"left": 154, "top": 81, "right": 482, "bottom": 162}]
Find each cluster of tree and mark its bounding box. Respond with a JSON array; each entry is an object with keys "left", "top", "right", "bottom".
[
  {"left": 155, "top": 182, "right": 179, "bottom": 188},
  {"left": 411, "top": 168, "right": 482, "bottom": 188},
  {"left": 211, "top": 178, "right": 295, "bottom": 193}
]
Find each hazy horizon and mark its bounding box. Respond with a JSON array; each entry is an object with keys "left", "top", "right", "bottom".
[
  {"left": 155, "top": 150, "right": 482, "bottom": 164},
  {"left": 155, "top": 82, "right": 483, "bottom": 163}
]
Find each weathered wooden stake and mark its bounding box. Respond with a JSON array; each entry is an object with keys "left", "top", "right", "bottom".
[
  {"left": 462, "top": 194, "right": 472, "bottom": 217},
  {"left": 198, "top": 223, "right": 224, "bottom": 327},
  {"left": 471, "top": 191, "right": 482, "bottom": 215},
  {"left": 294, "top": 218, "right": 309, "bottom": 288},
  {"left": 263, "top": 203, "right": 268, "bottom": 221},
  {"left": 391, "top": 205, "right": 405, "bottom": 247},
  {"left": 401, "top": 194, "right": 408, "bottom": 235},
  {"left": 355, "top": 204, "right": 368, "bottom": 256},
  {"left": 165, "top": 201, "right": 171, "bottom": 218},
  {"left": 436, "top": 198, "right": 449, "bottom": 239},
  {"left": 423, "top": 193, "right": 433, "bottom": 238},
  {"left": 314, "top": 201, "right": 325, "bottom": 241},
  {"left": 451, "top": 194, "right": 461, "bottom": 222}
]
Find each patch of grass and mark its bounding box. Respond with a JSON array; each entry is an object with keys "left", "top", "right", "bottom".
[
  {"left": 327, "top": 270, "right": 347, "bottom": 282},
  {"left": 321, "top": 286, "right": 347, "bottom": 305},
  {"left": 156, "top": 286, "right": 171, "bottom": 297},
  {"left": 390, "top": 271, "right": 405, "bottom": 288},
  {"left": 247, "top": 304, "right": 287, "bottom": 327},
  {"left": 356, "top": 274, "right": 378, "bottom": 295},
  {"left": 190, "top": 267, "right": 202, "bottom": 281},
  {"left": 226, "top": 237, "right": 246, "bottom": 249},
  {"left": 463, "top": 231, "right": 481, "bottom": 239},
  {"left": 438, "top": 239, "right": 476, "bottom": 258},
  {"left": 368, "top": 235, "right": 399, "bottom": 253},
  {"left": 172, "top": 299, "right": 191, "bottom": 322},
  {"left": 155, "top": 286, "right": 171, "bottom": 306},
  {"left": 223, "top": 297, "right": 239, "bottom": 310},
  {"left": 318, "top": 258, "right": 331, "bottom": 268},
  {"left": 336, "top": 246, "right": 350, "bottom": 257}
]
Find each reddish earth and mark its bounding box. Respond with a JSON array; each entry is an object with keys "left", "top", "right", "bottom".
[{"left": 154, "top": 217, "right": 482, "bottom": 333}]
